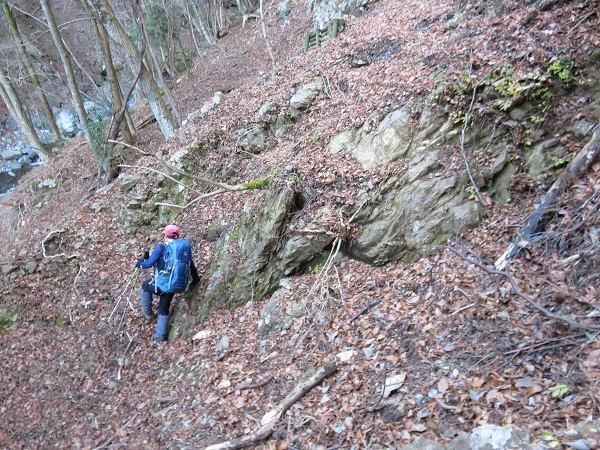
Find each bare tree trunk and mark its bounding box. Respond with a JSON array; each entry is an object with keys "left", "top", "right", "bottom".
[
  {"left": 39, "top": 0, "right": 94, "bottom": 150},
  {"left": 188, "top": 0, "right": 217, "bottom": 44},
  {"left": 138, "top": 0, "right": 181, "bottom": 124},
  {"left": 2, "top": 0, "right": 63, "bottom": 146},
  {"left": 84, "top": 1, "right": 134, "bottom": 144},
  {"left": 85, "top": 0, "right": 179, "bottom": 140},
  {"left": 0, "top": 67, "right": 51, "bottom": 162}
]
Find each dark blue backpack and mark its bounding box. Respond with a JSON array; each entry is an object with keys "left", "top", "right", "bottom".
[{"left": 155, "top": 239, "right": 192, "bottom": 293}]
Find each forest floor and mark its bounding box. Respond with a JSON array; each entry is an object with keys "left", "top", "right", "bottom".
[{"left": 0, "top": 0, "right": 599, "bottom": 449}]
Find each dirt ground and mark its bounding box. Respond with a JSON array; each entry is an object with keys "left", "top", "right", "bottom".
[{"left": 0, "top": 0, "right": 599, "bottom": 449}]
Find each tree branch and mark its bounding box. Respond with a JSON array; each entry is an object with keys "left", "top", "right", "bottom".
[
  {"left": 109, "top": 140, "right": 248, "bottom": 192},
  {"left": 496, "top": 126, "right": 600, "bottom": 269},
  {"left": 448, "top": 245, "right": 600, "bottom": 331},
  {"left": 203, "top": 362, "right": 337, "bottom": 450}
]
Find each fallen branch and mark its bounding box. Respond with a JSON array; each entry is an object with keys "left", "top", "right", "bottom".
[
  {"left": 496, "top": 126, "right": 600, "bottom": 269},
  {"left": 119, "top": 164, "right": 202, "bottom": 194},
  {"left": 348, "top": 298, "right": 381, "bottom": 324},
  {"left": 203, "top": 362, "right": 338, "bottom": 450},
  {"left": 235, "top": 375, "right": 274, "bottom": 392},
  {"left": 155, "top": 189, "right": 227, "bottom": 210},
  {"left": 109, "top": 140, "right": 248, "bottom": 192},
  {"left": 224, "top": 375, "right": 274, "bottom": 398},
  {"left": 449, "top": 245, "right": 600, "bottom": 331}
]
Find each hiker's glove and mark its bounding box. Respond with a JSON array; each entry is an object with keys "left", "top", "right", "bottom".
[{"left": 135, "top": 259, "right": 144, "bottom": 268}]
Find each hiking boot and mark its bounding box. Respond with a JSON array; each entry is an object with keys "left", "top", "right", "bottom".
[{"left": 144, "top": 312, "right": 154, "bottom": 322}]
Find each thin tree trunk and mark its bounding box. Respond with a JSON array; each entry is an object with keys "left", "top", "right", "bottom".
[
  {"left": 0, "top": 67, "right": 51, "bottom": 162},
  {"left": 138, "top": 0, "right": 181, "bottom": 123},
  {"left": 39, "top": 0, "right": 94, "bottom": 150},
  {"left": 2, "top": 0, "right": 63, "bottom": 145},
  {"left": 188, "top": 0, "right": 216, "bottom": 45},
  {"left": 86, "top": 2, "right": 134, "bottom": 144},
  {"left": 86, "top": 0, "right": 178, "bottom": 140}
]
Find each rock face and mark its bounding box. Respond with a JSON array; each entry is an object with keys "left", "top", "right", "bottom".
[
  {"left": 347, "top": 152, "right": 483, "bottom": 264},
  {"left": 329, "top": 103, "right": 508, "bottom": 264},
  {"left": 309, "top": 0, "right": 368, "bottom": 28},
  {"left": 328, "top": 108, "right": 414, "bottom": 169},
  {"left": 171, "top": 188, "right": 333, "bottom": 340},
  {"left": 169, "top": 98, "right": 515, "bottom": 335}
]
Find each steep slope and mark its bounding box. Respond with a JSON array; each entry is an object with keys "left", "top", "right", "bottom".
[{"left": 0, "top": 0, "right": 599, "bottom": 449}]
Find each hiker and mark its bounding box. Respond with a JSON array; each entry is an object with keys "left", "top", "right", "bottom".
[{"left": 136, "top": 224, "right": 200, "bottom": 342}]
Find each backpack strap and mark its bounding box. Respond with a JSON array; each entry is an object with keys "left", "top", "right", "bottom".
[{"left": 154, "top": 242, "right": 168, "bottom": 294}]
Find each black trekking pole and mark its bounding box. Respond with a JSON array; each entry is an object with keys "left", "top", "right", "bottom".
[
  {"left": 108, "top": 248, "right": 149, "bottom": 325},
  {"left": 108, "top": 268, "right": 139, "bottom": 323},
  {"left": 116, "top": 267, "right": 141, "bottom": 334}
]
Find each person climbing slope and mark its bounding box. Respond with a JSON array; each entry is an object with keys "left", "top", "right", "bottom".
[{"left": 136, "top": 224, "right": 200, "bottom": 342}]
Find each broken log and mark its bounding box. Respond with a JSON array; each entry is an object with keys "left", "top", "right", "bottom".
[
  {"left": 496, "top": 126, "right": 600, "bottom": 269},
  {"left": 203, "top": 362, "right": 338, "bottom": 450}
]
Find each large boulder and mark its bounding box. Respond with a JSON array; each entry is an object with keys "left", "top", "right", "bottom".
[{"left": 346, "top": 149, "right": 483, "bottom": 264}]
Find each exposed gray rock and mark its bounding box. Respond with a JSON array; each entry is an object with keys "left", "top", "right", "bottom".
[
  {"left": 309, "top": 0, "right": 368, "bottom": 28},
  {"left": 328, "top": 107, "right": 414, "bottom": 170},
  {"left": 347, "top": 150, "right": 482, "bottom": 264},
  {"left": 0, "top": 148, "right": 23, "bottom": 160},
  {"left": 0, "top": 303, "right": 19, "bottom": 335},
  {"left": 1, "top": 264, "right": 17, "bottom": 274},
  {"left": 217, "top": 336, "right": 230, "bottom": 351},
  {"left": 239, "top": 127, "right": 267, "bottom": 153},
  {"left": 276, "top": 0, "right": 291, "bottom": 20},
  {"left": 527, "top": 138, "right": 566, "bottom": 180},
  {"left": 446, "top": 424, "right": 532, "bottom": 450},
  {"left": 171, "top": 189, "right": 333, "bottom": 339},
  {"left": 400, "top": 437, "right": 445, "bottom": 450},
  {"left": 570, "top": 119, "right": 596, "bottom": 138},
  {"left": 24, "top": 262, "right": 37, "bottom": 273},
  {"left": 119, "top": 174, "right": 142, "bottom": 192},
  {"left": 257, "top": 101, "right": 273, "bottom": 117},
  {"left": 258, "top": 288, "right": 304, "bottom": 336},
  {"left": 290, "top": 78, "right": 323, "bottom": 112}
]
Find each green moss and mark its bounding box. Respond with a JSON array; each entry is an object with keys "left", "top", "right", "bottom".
[
  {"left": 242, "top": 178, "right": 270, "bottom": 189},
  {"left": 0, "top": 307, "right": 19, "bottom": 335},
  {"left": 431, "top": 233, "right": 451, "bottom": 247}
]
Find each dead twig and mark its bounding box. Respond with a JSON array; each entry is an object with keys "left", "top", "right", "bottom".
[
  {"left": 348, "top": 298, "right": 381, "bottom": 324},
  {"left": 108, "top": 140, "right": 248, "bottom": 192},
  {"left": 460, "top": 84, "right": 488, "bottom": 217},
  {"left": 450, "top": 302, "right": 476, "bottom": 316},
  {"left": 231, "top": 375, "right": 274, "bottom": 394},
  {"left": 119, "top": 164, "right": 203, "bottom": 194},
  {"left": 117, "top": 332, "right": 135, "bottom": 381},
  {"left": 449, "top": 245, "right": 600, "bottom": 331}
]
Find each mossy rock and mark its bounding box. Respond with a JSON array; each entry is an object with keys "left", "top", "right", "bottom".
[{"left": 0, "top": 304, "right": 19, "bottom": 335}]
